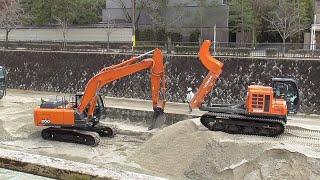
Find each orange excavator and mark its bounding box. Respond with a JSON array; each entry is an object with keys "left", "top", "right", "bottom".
[
  {"left": 34, "top": 49, "right": 166, "bottom": 146},
  {"left": 190, "top": 40, "right": 299, "bottom": 136}
]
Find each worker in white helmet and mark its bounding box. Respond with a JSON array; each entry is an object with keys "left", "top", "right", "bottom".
[{"left": 186, "top": 87, "right": 194, "bottom": 113}]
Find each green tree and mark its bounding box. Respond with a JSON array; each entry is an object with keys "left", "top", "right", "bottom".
[
  {"left": 295, "top": 0, "right": 314, "bottom": 42},
  {"left": 229, "top": 0, "right": 256, "bottom": 43},
  {"left": 74, "top": 0, "right": 105, "bottom": 24},
  {"left": 51, "top": 0, "right": 78, "bottom": 47},
  {"left": 26, "top": 0, "right": 104, "bottom": 25},
  {"left": 248, "top": 0, "right": 270, "bottom": 44}
]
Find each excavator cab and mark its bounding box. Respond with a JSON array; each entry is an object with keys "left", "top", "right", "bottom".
[
  {"left": 0, "top": 66, "right": 6, "bottom": 99},
  {"left": 271, "top": 78, "right": 299, "bottom": 114},
  {"left": 75, "top": 92, "right": 107, "bottom": 122}
]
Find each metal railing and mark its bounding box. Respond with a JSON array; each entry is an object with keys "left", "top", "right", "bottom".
[
  {"left": 214, "top": 42, "right": 320, "bottom": 58},
  {"left": 1, "top": 40, "right": 320, "bottom": 58}
]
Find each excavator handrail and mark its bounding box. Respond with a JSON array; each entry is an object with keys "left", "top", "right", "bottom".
[
  {"left": 77, "top": 49, "right": 166, "bottom": 118},
  {"left": 189, "top": 40, "right": 224, "bottom": 109}
]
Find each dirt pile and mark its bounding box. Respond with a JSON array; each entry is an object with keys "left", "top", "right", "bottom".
[{"left": 129, "top": 120, "right": 320, "bottom": 180}]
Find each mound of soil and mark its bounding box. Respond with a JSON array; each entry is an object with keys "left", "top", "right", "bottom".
[{"left": 129, "top": 120, "right": 320, "bottom": 180}]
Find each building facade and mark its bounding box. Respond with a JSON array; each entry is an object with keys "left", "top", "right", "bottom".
[{"left": 103, "top": 0, "right": 229, "bottom": 42}]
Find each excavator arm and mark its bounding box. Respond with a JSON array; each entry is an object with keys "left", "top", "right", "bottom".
[
  {"left": 77, "top": 49, "right": 166, "bottom": 123},
  {"left": 189, "top": 40, "right": 224, "bottom": 109}
]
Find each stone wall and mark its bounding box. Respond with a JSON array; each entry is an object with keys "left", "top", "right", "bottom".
[{"left": 0, "top": 50, "right": 319, "bottom": 113}]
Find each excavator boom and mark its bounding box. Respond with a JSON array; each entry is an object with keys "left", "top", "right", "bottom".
[
  {"left": 190, "top": 40, "right": 223, "bottom": 109},
  {"left": 78, "top": 49, "right": 166, "bottom": 118}
]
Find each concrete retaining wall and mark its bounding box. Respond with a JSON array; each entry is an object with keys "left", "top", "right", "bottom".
[
  {"left": 106, "top": 107, "right": 198, "bottom": 126},
  {"left": 0, "top": 28, "right": 132, "bottom": 42},
  {"left": 0, "top": 50, "right": 318, "bottom": 113}
]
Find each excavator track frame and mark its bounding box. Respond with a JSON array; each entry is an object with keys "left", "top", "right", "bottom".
[
  {"left": 200, "top": 112, "right": 286, "bottom": 137},
  {"left": 41, "top": 127, "right": 100, "bottom": 146},
  {"left": 41, "top": 125, "right": 115, "bottom": 146}
]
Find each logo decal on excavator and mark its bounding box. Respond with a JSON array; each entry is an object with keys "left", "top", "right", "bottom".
[
  {"left": 204, "top": 75, "right": 213, "bottom": 89},
  {"left": 252, "top": 109, "right": 263, "bottom": 113}
]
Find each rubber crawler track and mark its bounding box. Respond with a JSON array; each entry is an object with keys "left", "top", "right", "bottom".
[
  {"left": 201, "top": 112, "right": 286, "bottom": 137},
  {"left": 41, "top": 127, "right": 101, "bottom": 146}
]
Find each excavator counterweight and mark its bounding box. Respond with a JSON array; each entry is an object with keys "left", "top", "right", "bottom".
[{"left": 191, "top": 40, "right": 299, "bottom": 137}]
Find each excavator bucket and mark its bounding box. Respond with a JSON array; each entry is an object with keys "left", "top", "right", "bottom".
[{"left": 148, "top": 107, "right": 166, "bottom": 130}]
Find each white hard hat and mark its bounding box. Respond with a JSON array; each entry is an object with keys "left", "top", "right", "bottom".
[{"left": 187, "top": 87, "right": 192, "bottom": 91}]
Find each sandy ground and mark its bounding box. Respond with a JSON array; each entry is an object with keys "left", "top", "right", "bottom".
[
  {"left": 1, "top": 89, "right": 320, "bottom": 179},
  {"left": 0, "top": 89, "right": 166, "bottom": 178}
]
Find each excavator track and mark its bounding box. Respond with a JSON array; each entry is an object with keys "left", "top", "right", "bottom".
[
  {"left": 41, "top": 127, "right": 101, "bottom": 146},
  {"left": 200, "top": 112, "right": 286, "bottom": 137},
  {"left": 92, "top": 125, "right": 116, "bottom": 138}
]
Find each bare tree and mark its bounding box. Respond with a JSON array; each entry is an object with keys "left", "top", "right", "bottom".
[
  {"left": 114, "top": 0, "right": 145, "bottom": 27},
  {"left": 264, "top": 0, "right": 308, "bottom": 48},
  {"left": 193, "top": 0, "right": 219, "bottom": 40},
  {"left": 103, "top": 13, "right": 116, "bottom": 52},
  {"left": 0, "top": 0, "right": 28, "bottom": 49},
  {"left": 53, "top": 16, "right": 69, "bottom": 48}
]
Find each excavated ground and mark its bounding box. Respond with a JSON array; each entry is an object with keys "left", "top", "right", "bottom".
[{"left": 1, "top": 89, "right": 320, "bottom": 180}]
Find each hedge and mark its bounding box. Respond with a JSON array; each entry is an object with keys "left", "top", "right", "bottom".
[
  {"left": 266, "top": 48, "right": 278, "bottom": 57},
  {"left": 217, "top": 48, "right": 251, "bottom": 56},
  {"left": 288, "top": 49, "right": 320, "bottom": 57}
]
